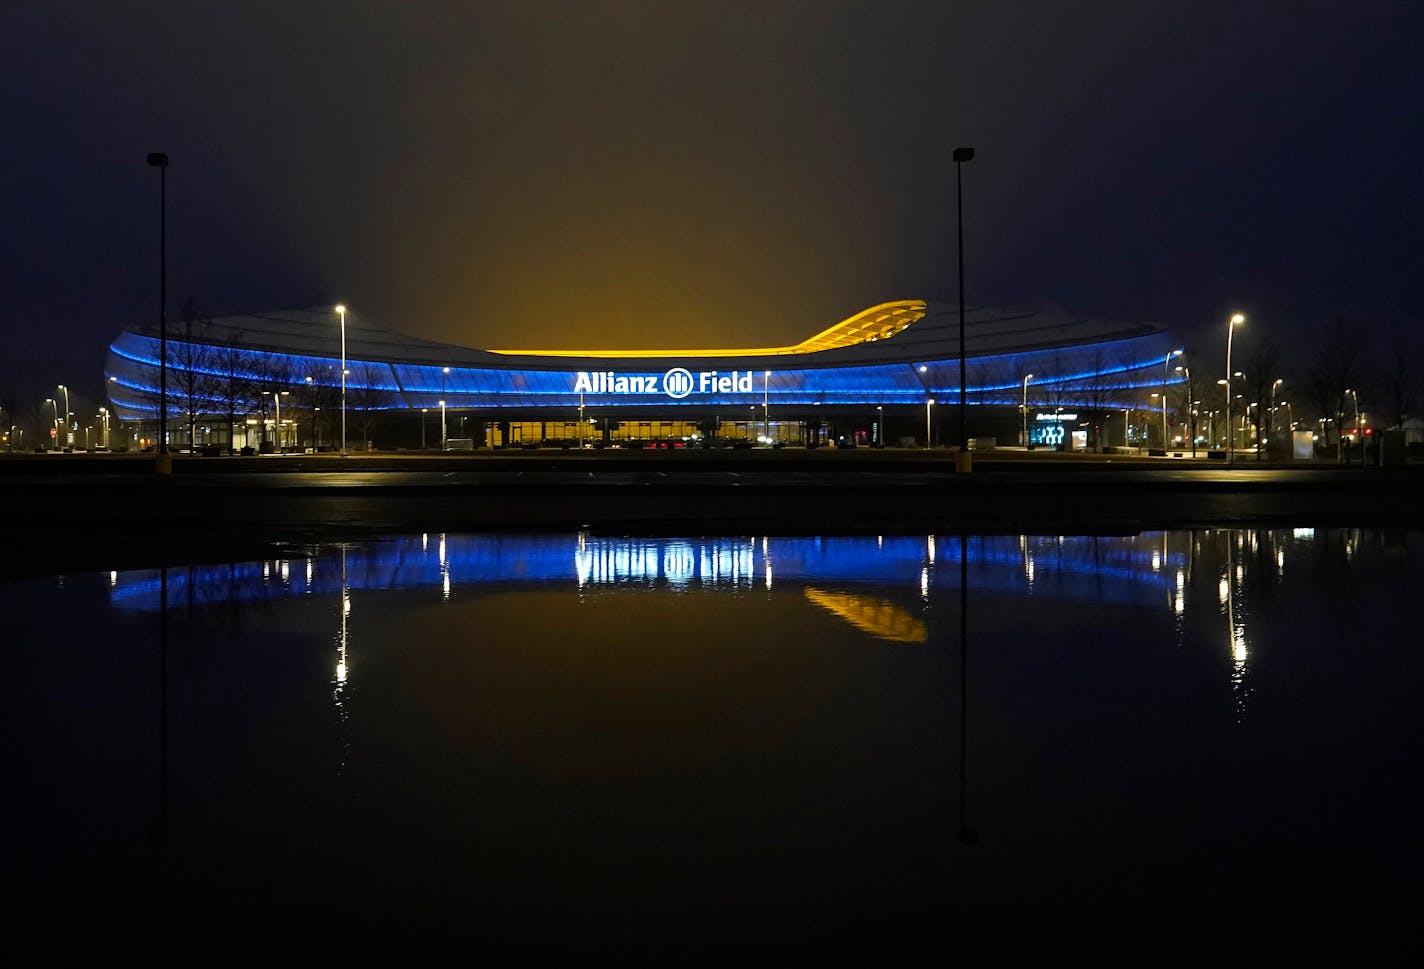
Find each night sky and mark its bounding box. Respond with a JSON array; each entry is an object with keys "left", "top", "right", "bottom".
[{"left": 2, "top": 0, "right": 1420, "bottom": 399}]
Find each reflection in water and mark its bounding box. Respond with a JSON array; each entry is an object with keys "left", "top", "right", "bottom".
[
  {"left": 11, "top": 525, "right": 1421, "bottom": 952},
  {"left": 110, "top": 533, "right": 1188, "bottom": 613},
  {"left": 803, "top": 588, "right": 928, "bottom": 644}
]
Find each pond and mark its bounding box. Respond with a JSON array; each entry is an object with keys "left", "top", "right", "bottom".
[{"left": 6, "top": 529, "right": 1419, "bottom": 954}]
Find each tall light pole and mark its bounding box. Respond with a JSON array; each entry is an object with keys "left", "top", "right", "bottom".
[
  {"left": 1021, "top": 373, "right": 1033, "bottom": 448},
  {"left": 763, "top": 370, "right": 771, "bottom": 443},
  {"left": 57, "top": 384, "right": 71, "bottom": 449},
  {"left": 421, "top": 408, "right": 428, "bottom": 449},
  {"left": 45, "top": 397, "right": 57, "bottom": 450},
  {"left": 99, "top": 407, "right": 110, "bottom": 449},
  {"left": 1224, "top": 313, "right": 1245, "bottom": 464},
  {"left": 147, "top": 152, "right": 169, "bottom": 466},
  {"left": 1269, "top": 378, "right": 1284, "bottom": 452},
  {"left": 1163, "top": 349, "right": 1182, "bottom": 448},
  {"left": 953, "top": 146, "right": 975, "bottom": 471},
  {"left": 925, "top": 398, "right": 934, "bottom": 450},
  {"left": 335, "top": 304, "right": 348, "bottom": 456},
  {"left": 439, "top": 399, "right": 447, "bottom": 450}
]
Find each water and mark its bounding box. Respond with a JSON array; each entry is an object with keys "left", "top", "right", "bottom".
[{"left": 6, "top": 529, "right": 1420, "bottom": 954}]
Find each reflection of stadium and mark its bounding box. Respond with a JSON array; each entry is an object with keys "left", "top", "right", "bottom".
[
  {"left": 104, "top": 300, "right": 1179, "bottom": 449},
  {"left": 110, "top": 533, "right": 1189, "bottom": 624}
]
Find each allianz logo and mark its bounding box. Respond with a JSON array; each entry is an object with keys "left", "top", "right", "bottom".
[{"left": 572, "top": 369, "right": 757, "bottom": 399}]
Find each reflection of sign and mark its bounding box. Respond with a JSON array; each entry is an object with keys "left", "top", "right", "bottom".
[
  {"left": 572, "top": 369, "right": 756, "bottom": 399},
  {"left": 1036, "top": 412, "right": 1077, "bottom": 421}
]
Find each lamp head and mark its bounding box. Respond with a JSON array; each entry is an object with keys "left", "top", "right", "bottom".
[
  {"left": 1230, "top": 313, "right": 1245, "bottom": 325},
  {"left": 334, "top": 304, "right": 346, "bottom": 315},
  {"left": 953, "top": 147, "right": 975, "bottom": 163},
  {"left": 146, "top": 152, "right": 168, "bottom": 168}
]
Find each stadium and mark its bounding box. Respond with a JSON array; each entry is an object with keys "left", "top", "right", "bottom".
[{"left": 104, "top": 300, "right": 1181, "bottom": 451}]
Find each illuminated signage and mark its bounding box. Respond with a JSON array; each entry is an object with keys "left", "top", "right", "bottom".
[
  {"left": 573, "top": 368, "right": 756, "bottom": 399},
  {"left": 1035, "top": 412, "right": 1077, "bottom": 421}
]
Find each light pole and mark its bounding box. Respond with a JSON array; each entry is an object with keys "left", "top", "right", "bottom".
[
  {"left": 925, "top": 398, "right": 934, "bottom": 450},
  {"left": 1163, "top": 349, "right": 1182, "bottom": 448},
  {"left": 1346, "top": 388, "right": 1360, "bottom": 464},
  {"left": 1021, "top": 373, "right": 1033, "bottom": 447},
  {"left": 876, "top": 405, "right": 883, "bottom": 447},
  {"left": 763, "top": 370, "right": 771, "bottom": 443},
  {"left": 271, "top": 391, "right": 289, "bottom": 451},
  {"left": 147, "top": 152, "right": 169, "bottom": 466},
  {"left": 45, "top": 398, "right": 57, "bottom": 450},
  {"left": 1224, "top": 313, "right": 1245, "bottom": 464},
  {"left": 421, "top": 408, "right": 428, "bottom": 449},
  {"left": 439, "top": 399, "right": 447, "bottom": 450},
  {"left": 99, "top": 407, "right": 110, "bottom": 449},
  {"left": 1268, "top": 378, "right": 1284, "bottom": 454},
  {"left": 335, "top": 303, "right": 348, "bottom": 456},
  {"left": 953, "top": 146, "right": 975, "bottom": 471},
  {"left": 57, "top": 384, "right": 71, "bottom": 449}
]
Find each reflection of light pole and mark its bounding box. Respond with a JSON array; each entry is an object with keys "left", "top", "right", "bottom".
[
  {"left": 147, "top": 152, "right": 169, "bottom": 460},
  {"left": 953, "top": 146, "right": 975, "bottom": 467},
  {"left": 439, "top": 399, "right": 447, "bottom": 450},
  {"left": 1163, "top": 349, "right": 1182, "bottom": 448},
  {"left": 1021, "top": 373, "right": 1033, "bottom": 447},
  {"left": 335, "top": 304, "right": 348, "bottom": 456},
  {"left": 925, "top": 398, "right": 934, "bottom": 449},
  {"left": 1224, "top": 313, "right": 1245, "bottom": 465}
]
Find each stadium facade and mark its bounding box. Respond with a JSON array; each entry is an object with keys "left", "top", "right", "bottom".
[{"left": 104, "top": 300, "right": 1182, "bottom": 450}]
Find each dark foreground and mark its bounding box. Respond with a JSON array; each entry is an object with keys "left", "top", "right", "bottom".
[{"left": 3, "top": 451, "right": 1421, "bottom": 576}]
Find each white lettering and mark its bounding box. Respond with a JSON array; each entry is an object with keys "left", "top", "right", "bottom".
[{"left": 574, "top": 372, "right": 592, "bottom": 393}]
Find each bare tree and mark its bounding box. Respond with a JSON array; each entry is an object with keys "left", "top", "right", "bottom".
[
  {"left": 347, "top": 362, "right": 398, "bottom": 450},
  {"left": 1377, "top": 336, "right": 1419, "bottom": 431},
  {"left": 212, "top": 330, "right": 262, "bottom": 453},
  {"left": 1244, "top": 333, "right": 1285, "bottom": 458},
  {"left": 170, "top": 297, "right": 216, "bottom": 451},
  {"left": 1305, "top": 316, "right": 1366, "bottom": 457}
]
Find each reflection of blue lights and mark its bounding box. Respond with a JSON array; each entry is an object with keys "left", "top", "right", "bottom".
[{"left": 111, "top": 533, "right": 1186, "bottom": 611}]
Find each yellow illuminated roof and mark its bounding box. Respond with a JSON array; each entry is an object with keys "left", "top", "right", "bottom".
[
  {"left": 488, "top": 299, "right": 928, "bottom": 358},
  {"left": 803, "top": 588, "right": 928, "bottom": 644}
]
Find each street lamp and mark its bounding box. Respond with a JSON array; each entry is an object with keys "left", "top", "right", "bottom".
[
  {"left": 1224, "top": 313, "right": 1245, "bottom": 464},
  {"left": 147, "top": 151, "right": 169, "bottom": 465},
  {"left": 1163, "top": 349, "right": 1183, "bottom": 448},
  {"left": 875, "top": 404, "right": 883, "bottom": 447},
  {"left": 421, "top": 408, "right": 428, "bottom": 449},
  {"left": 439, "top": 399, "right": 447, "bottom": 450},
  {"left": 57, "top": 384, "right": 71, "bottom": 449},
  {"left": 99, "top": 407, "right": 110, "bottom": 449},
  {"left": 925, "top": 398, "right": 934, "bottom": 450},
  {"left": 45, "top": 397, "right": 57, "bottom": 450},
  {"left": 953, "top": 145, "right": 975, "bottom": 471},
  {"left": 272, "top": 391, "right": 289, "bottom": 451},
  {"left": 763, "top": 370, "right": 771, "bottom": 443},
  {"left": 335, "top": 303, "right": 348, "bottom": 456},
  {"left": 1020, "top": 373, "right": 1034, "bottom": 448}
]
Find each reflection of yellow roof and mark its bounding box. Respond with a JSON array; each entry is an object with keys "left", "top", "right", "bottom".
[
  {"left": 803, "top": 588, "right": 927, "bottom": 644},
  {"left": 488, "top": 299, "right": 927, "bottom": 358}
]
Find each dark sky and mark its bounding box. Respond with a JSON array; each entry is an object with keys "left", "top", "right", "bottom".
[{"left": 2, "top": 0, "right": 1420, "bottom": 398}]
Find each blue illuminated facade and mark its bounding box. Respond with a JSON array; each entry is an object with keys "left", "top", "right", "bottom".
[{"left": 103, "top": 300, "right": 1182, "bottom": 447}]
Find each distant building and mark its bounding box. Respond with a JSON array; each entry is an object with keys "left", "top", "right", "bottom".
[{"left": 104, "top": 300, "right": 1180, "bottom": 450}]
